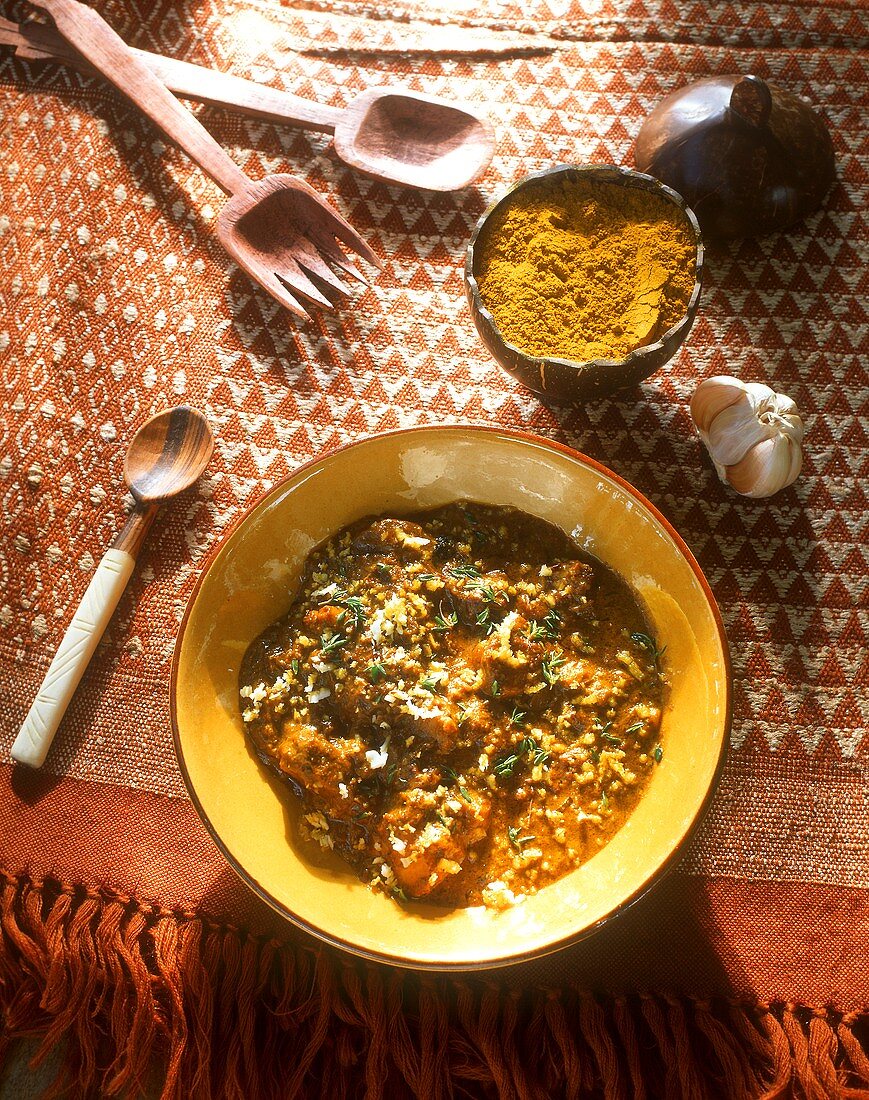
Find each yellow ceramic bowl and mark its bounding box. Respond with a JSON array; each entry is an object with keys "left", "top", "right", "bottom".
[{"left": 171, "top": 427, "right": 730, "bottom": 970}]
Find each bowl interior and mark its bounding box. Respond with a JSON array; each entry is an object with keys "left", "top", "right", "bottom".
[{"left": 173, "top": 427, "right": 729, "bottom": 969}]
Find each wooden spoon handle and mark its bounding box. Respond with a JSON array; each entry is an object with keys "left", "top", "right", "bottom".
[
  {"left": 132, "top": 51, "right": 345, "bottom": 132},
  {"left": 12, "top": 508, "right": 156, "bottom": 769},
  {"left": 6, "top": 17, "right": 344, "bottom": 131},
  {"left": 34, "top": 0, "right": 249, "bottom": 195}
]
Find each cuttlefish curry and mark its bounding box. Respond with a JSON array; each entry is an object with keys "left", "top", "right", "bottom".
[{"left": 239, "top": 504, "right": 665, "bottom": 909}]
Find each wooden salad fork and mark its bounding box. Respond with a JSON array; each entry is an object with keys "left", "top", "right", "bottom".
[{"left": 34, "top": 0, "right": 380, "bottom": 318}]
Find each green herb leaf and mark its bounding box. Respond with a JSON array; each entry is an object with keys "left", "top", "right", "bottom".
[
  {"left": 320, "top": 632, "right": 347, "bottom": 656},
  {"left": 291, "top": 658, "right": 300, "bottom": 676},
  {"left": 507, "top": 825, "right": 536, "bottom": 852},
  {"left": 542, "top": 608, "right": 562, "bottom": 639},
  {"left": 490, "top": 679, "right": 501, "bottom": 697},
  {"left": 420, "top": 675, "right": 443, "bottom": 693},
  {"left": 509, "top": 707, "right": 526, "bottom": 726},
  {"left": 468, "top": 580, "right": 498, "bottom": 602},
  {"left": 625, "top": 722, "right": 644, "bottom": 735},
  {"left": 601, "top": 732, "right": 623, "bottom": 747},
  {"left": 367, "top": 662, "right": 387, "bottom": 683},
  {"left": 541, "top": 651, "right": 565, "bottom": 686},
  {"left": 653, "top": 745, "right": 664, "bottom": 763},
  {"left": 631, "top": 631, "right": 666, "bottom": 671},
  {"left": 445, "top": 563, "right": 481, "bottom": 580},
  {"left": 456, "top": 705, "right": 470, "bottom": 727},
  {"left": 442, "top": 767, "right": 471, "bottom": 800},
  {"left": 433, "top": 602, "right": 458, "bottom": 632},
  {"left": 532, "top": 745, "right": 551, "bottom": 768},
  {"left": 492, "top": 752, "right": 520, "bottom": 778},
  {"left": 376, "top": 562, "right": 391, "bottom": 580},
  {"left": 526, "top": 622, "right": 548, "bottom": 642},
  {"left": 336, "top": 595, "right": 367, "bottom": 629},
  {"left": 600, "top": 789, "right": 609, "bottom": 809},
  {"left": 417, "top": 573, "right": 440, "bottom": 583},
  {"left": 318, "top": 586, "right": 348, "bottom": 606}
]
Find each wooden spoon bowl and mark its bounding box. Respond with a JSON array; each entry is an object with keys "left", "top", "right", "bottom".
[
  {"left": 333, "top": 89, "right": 496, "bottom": 192},
  {"left": 124, "top": 406, "right": 214, "bottom": 504}
]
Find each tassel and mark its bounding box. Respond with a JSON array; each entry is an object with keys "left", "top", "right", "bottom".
[
  {"left": 578, "top": 992, "right": 626, "bottom": 1100},
  {"left": 2, "top": 873, "right": 869, "bottom": 1100}
]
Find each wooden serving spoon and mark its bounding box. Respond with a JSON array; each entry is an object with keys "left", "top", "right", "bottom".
[
  {"left": 12, "top": 407, "right": 214, "bottom": 769},
  {"left": 33, "top": 0, "right": 379, "bottom": 318},
  {"left": 2, "top": 18, "right": 496, "bottom": 192}
]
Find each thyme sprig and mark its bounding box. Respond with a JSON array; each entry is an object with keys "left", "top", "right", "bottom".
[
  {"left": 445, "top": 563, "right": 481, "bottom": 581},
  {"left": 541, "top": 651, "right": 565, "bottom": 686},
  {"left": 442, "top": 766, "right": 471, "bottom": 800},
  {"left": 631, "top": 631, "right": 666, "bottom": 672},
  {"left": 492, "top": 736, "right": 549, "bottom": 778},
  {"left": 319, "top": 632, "right": 347, "bottom": 657},
  {"left": 367, "top": 662, "right": 387, "bottom": 683},
  {"left": 337, "top": 595, "right": 367, "bottom": 629},
  {"left": 507, "top": 825, "right": 536, "bottom": 853},
  {"left": 433, "top": 602, "right": 458, "bottom": 632}
]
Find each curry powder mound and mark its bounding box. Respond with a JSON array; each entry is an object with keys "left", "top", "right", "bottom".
[{"left": 476, "top": 177, "right": 697, "bottom": 363}]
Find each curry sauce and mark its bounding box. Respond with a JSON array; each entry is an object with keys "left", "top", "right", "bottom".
[{"left": 239, "top": 504, "right": 665, "bottom": 909}]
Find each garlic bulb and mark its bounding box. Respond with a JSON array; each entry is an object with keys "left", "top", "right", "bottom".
[{"left": 690, "top": 375, "right": 804, "bottom": 498}]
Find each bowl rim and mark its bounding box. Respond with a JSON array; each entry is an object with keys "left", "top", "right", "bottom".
[
  {"left": 170, "top": 424, "right": 731, "bottom": 970},
  {"left": 465, "top": 163, "right": 705, "bottom": 373}
]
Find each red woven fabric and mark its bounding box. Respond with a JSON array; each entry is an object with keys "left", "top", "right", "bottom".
[{"left": 0, "top": 0, "right": 867, "bottom": 1093}]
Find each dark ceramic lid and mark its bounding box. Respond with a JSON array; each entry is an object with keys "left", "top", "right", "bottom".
[{"left": 634, "top": 75, "right": 836, "bottom": 239}]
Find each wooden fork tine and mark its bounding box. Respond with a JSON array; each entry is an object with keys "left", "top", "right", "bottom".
[
  {"left": 240, "top": 256, "right": 312, "bottom": 319},
  {"left": 220, "top": 227, "right": 314, "bottom": 318},
  {"left": 274, "top": 253, "right": 335, "bottom": 308},
  {"left": 316, "top": 206, "right": 381, "bottom": 269},
  {"left": 260, "top": 268, "right": 315, "bottom": 318},
  {"left": 294, "top": 239, "right": 353, "bottom": 297},
  {"left": 307, "top": 229, "right": 369, "bottom": 285}
]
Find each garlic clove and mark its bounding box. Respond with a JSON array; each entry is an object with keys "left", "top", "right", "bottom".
[
  {"left": 689, "top": 375, "right": 747, "bottom": 434},
  {"left": 725, "top": 435, "right": 803, "bottom": 498},
  {"left": 704, "top": 392, "right": 777, "bottom": 466}
]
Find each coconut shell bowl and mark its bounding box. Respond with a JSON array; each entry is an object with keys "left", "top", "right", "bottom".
[
  {"left": 171, "top": 427, "right": 730, "bottom": 970},
  {"left": 465, "top": 165, "right": 704, "bottom": 403}
]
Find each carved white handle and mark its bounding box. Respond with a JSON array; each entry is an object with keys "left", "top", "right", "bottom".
[{"left": 12, "top": 548, "right": 135, "bottom": 768}]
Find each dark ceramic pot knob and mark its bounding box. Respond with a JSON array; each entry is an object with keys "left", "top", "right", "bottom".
[{"left": 634, "top": 75, "right": 836, "bottom": 239}]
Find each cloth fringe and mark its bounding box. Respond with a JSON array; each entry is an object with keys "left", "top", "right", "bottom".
[{"left": 1, "top": 874, "right": 867, "bottom": 1100}]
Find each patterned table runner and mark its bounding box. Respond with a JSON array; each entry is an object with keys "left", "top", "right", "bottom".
[{"left": 1, "top": 0, "right": 867, "bottom": 1095}]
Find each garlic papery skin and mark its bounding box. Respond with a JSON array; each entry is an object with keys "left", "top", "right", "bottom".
[{"left": 690, "top": 375, "right": 805, "bottom": 498}]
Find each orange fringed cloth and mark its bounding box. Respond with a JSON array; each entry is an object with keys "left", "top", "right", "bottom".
[{"left": 1, "top": 0, "right": 867, "bottom": 1095}]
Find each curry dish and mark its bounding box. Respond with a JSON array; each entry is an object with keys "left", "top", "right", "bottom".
[{"left": 239, "top": 504, "right": 665, "bottom": 909}]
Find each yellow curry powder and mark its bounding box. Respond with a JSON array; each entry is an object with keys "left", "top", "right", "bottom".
[{"left": 476, "top": 177, "right": 696, "bottom": 363}]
